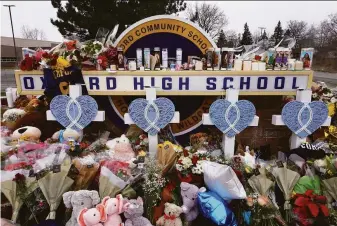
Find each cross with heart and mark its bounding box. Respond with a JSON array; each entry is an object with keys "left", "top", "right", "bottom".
[
  {"left": 47, "top": 84, "right": 105, "bottom": 137},
  {"left": 272, "top": 89, "right": 331, "bottom": 155},
  {"left": 202, "top": 89, "right": 259, "bottom": 158},
  {"left": 124, "top": 88, "right": 180, "bottom": 157}
]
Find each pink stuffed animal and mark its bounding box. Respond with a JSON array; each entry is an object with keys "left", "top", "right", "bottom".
[
  {"left": 77, "top": 204, "right": 107, "bottom": 226},
  {"left": 101, "top": 194, "right": 125, "bottom": 226}
]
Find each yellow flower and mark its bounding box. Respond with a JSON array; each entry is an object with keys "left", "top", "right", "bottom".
[{"left": 138, "top": 150, "right": 146, "bottom": 157}]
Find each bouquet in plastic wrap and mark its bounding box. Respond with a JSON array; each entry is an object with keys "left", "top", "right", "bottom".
[
  {"left": 271, "top": 162, "right": 300, "bottom": 223},
  {"left": 37, "top": 158, "right": 74, "bottom": 220},
  {"left": 72, "top": 155, "right": 100, "bottom": 190},
  {"left": 0, "top": 169, "right": 38, "bottom": 223},
  {"left": 247, "top": 168, "right": 286, "bottom": 226}
]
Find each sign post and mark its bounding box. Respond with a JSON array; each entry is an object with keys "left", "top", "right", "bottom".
[
  {"left": 202, "top": 89, "right": 259, "bottom": 158},
  {"left": 124, "top": 87, "right": 180, "bottom": 157}
]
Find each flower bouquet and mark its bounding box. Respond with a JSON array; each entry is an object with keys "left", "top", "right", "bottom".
[
  {"left": 175, "top": 147, "right": 209, "bottom": 184},
  {"left": 247, "top": 168, "right": 286, "bottom": 226},
  {"left": 72, "top": 155, "right": 100, "bottom": 190},
  {"left": 142, "top": 158, "right": 167, "bottom": 224},
  {"left": 271, "top": 162, "right": 300, "bottom": 223},
  {"left": 1, "top": 170, "right": 39, "bottom": 223},
  {"left": 37, "top": 159, "right": 74, "bottom": 219}
]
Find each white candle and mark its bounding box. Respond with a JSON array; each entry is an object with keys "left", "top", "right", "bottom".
[
  {"left": 6, "top": 91, "right": 14, "bottom": 108},
  {"left": 251, "top": 62, "right": 259, "bottom": 71},
  {"left": 234, "top": 59, "right": 243, "bottom": 71},
  {"left": 258, "top": 62, "right": 266, "bottom": 71},
  {"left": 243, "top": 60, "right": 252, "bottom": 71},
  {"left": 11, "top": 88, "right": 18, "bottom": 101}
]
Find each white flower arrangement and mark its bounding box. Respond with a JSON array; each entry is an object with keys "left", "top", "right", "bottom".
[
  {"left": 181, "top": 156, "right": 193, "bottom": 169},
  {"left": 2, "top": 108, "right": 26, "bottom": 122}
]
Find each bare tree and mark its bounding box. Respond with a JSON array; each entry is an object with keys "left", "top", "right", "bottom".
[
  {"left": 286, "top": 20, "right": 308, "bottom": 41},
  {"left": 186, "top": 2, "right": 228, "bottom": 39},
  {"left": 21, "top": 25, "right": 46, "bottom": 40},
  {"left": 252, "top": 30, "right": 260, "bottom": 44},
  {"left": 225, "top": 30, "right": 238, "bottom": 47}
]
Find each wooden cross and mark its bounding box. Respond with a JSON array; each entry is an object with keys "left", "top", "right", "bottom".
[
  {"left": 202, "top": 89, "right": 259, "bottom": 158},
  {"left": 124, "top": 88, "right": 180, "bottom": 157},
  {"left": 46, "top": 84, "right": 105, "bottom": 138},
  {"left": 272, "top": 89, "right": 331, "bottom": 152}
]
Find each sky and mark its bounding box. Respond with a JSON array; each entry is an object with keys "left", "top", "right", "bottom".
[{"left": 1, "top": 1, "right": 337, "bottom": 42}]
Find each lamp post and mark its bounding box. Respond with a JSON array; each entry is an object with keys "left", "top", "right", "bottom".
[{"left": 3, "top": 5, "right": 18, "bottom": 67}]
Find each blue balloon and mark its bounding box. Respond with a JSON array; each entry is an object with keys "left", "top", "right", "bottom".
[{"left": 198, "top": 191, "right": 238, "bottom": 226}]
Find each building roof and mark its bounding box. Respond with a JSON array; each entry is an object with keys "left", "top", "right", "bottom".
[{"left": 1, "top": 36, "right": 60, "bottom": 48}]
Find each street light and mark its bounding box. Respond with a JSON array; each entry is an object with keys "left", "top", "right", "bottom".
[{"left": 3, "top": 5, "right": 18, "bottom": 67}]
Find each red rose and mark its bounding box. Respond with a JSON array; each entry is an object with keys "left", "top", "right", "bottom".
[
  {"left": 178, "top": 172, "right": 193, "bottom": 183},
  {"left": 177, "top": 159, "right": 182, "bottom": 164},
  {"left": 192, "top": 155, "right": 199, "bottom": 165},
  {"left": 183, "top": 149, "right": 189, "bottom": 157}
]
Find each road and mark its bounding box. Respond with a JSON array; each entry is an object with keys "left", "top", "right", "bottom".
[{"left": 1, "top": 69, "right": 336, "bottom": 92}]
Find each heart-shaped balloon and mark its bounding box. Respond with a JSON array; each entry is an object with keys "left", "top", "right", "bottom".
[
  {"left": 128, "top": 98, "right": 175, "bottom": 135},
  {"left": 50, "top": 95, "right": 98, "bottom": 131},
  {"left": 209, "top": 99, "right": 256, "bottom": 137},
  {"left": 282, "top": 100, "right": 328, "bottom": 138}
]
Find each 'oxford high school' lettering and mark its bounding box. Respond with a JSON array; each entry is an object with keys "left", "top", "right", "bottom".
[{"left": 21, "top": 75, "right": 304, "bottom": 93}]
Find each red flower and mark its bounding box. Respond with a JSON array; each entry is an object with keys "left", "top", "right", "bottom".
[
  {"left": 97, "top": 55, "right": 108, "bottom": 69},
  {"left": 192, "top": 155, "right": 199, "bottom": 165},
  {"left": 293, "top": 189, "right": 329, "bottom": 225},
  {"left": 177, "top": 159, "right": 182, "bottom": 164},
  {"left": 178, "top": 172, "right": 193, "bottom": 183},
  {"left": 165, "top": 182, "right": 176, "bottom": 192},
  {"left": 135, "top": 140, "right": 140, "bottom": 145},
  {"left": 255, "top": 55, "right": 262, "bottom": 61},
  {"left": 13, "top": 173, "right": 26, "bottom": 182},
  {"left": 42, "top": 52, "right": 50, "bottom": 58},
  {"left": 183, "top": 149, "right": 189, "bottom": 157},
  {"left": 65, "top": 40, "right": 77, "bottom": 51}
]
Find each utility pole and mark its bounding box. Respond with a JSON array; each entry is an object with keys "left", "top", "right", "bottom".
[
  {"left": 3, "top": 5, "right": 18, "bottom": 67},
  {"left": 258, "top": 27, "right": 266, "bottom": 37}
]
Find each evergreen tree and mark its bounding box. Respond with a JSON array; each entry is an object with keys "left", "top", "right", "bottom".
[
  {"left": 216, "top": 30, "right": 227, "bottom": 48},
  {"left": 51, "top": 0, "right": 186, "bottom": 41},
  {"left": 272, "top": 21, "right": 284, "bottom": 45},
  {"left": 240, "top": 23, "right": 253, "bottom": 45}
]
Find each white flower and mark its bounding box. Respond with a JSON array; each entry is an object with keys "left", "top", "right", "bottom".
[
  {"left": 196, "top": 149, "right": 207, "bottom": 155},
  {"left": 174, "top": 145, "right": 183, "bottom": 153},
  {"left": 72, "top": 55, "right": 78, "bottom": 61},
  {"left": 312, "top": 93, "right": 318, "bottom": 98},
  {"left": 331, "top": 97, "right": 337, "bottom": 103},
  {"left": 181, "top": 157, "right": 193, "bottom": 169},
  {"left": 176, "top": 164, "right": 183, "bottom": 171},
  {"left": 192, "top": 162, "right": 203, "bottom": 174},
  {"left": 143, "top": 138, "right": 149, "bottom": 143},
  {"left": 2, "top": 108, "right": 26, "bottom": 122}
]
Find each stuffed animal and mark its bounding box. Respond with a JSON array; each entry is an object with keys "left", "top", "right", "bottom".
[
  {"left": 63, "top": 190, "right": 101, "bottom": 226},
  {"left": 124, "top": 197, "right": 153, "bottom": 226},
  {"left": 77, "top": 204, "right": 107, "bottom": 226},
  {"left": 101, "top": 194, "right": 125, "bottom": 226},
  {"left": 180, "top": 182, "right": 205, "bottom": 222},
  {"left": 106, "top": 134, "right": 130, "bottom": 150},
  {"left": 108, "top": 134, "right": 135, "bottom": 162},
  {"left": 52, "top": 128, "right": 81, "bottom": 143},
  {"left": 11, "top": 126, "right": 41, "bottom": 141},
  {"left": 156, "top": 203, "right": 183, "bottom": 226}
]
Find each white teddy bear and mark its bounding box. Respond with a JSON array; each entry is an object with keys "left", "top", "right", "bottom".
[
  {"left": 52, "top": 128, "right": 81, "bottom": 143},
  {"left": 156, "top": 203, "right": 183, "bottom": 226},
  {"left": 106, "top": 134, "right": 136, "bottom": 168}
]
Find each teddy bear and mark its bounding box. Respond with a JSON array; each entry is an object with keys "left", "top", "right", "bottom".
[
  {"left": 124, "top": 197, "right": 153, "bottom": 226},
  {"left": 101, "top": 194, "right": 125, "bottom": 226},
  {"left": 52, "top": 128, "right": 81, "bottom": 143},
  {"left": 156, "top": 203, "right": 183, "bottom": 226},
  {"left": 180, "top": 182, "right": 205, "bottom": 222},
  {"left": 77, "top": 204, "right": 107, "bottom": 226},
  {"left": 63, "top": 190, "right": 101, "bottom": 226},
  {"left": 106, "top": 134, "right": 135, "bottom": 163},
  {"left": 11, "top": 126, "right": 41, "bottom": 141}
]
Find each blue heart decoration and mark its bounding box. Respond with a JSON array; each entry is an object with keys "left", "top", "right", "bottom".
[
  {"left": 209, "top": 99, "right": 256, "bottom": 137},
  {"left": 50, "top": 95, "right": 98, "bottom": 131},
  {"left": 281, "top": 100, "right": 328, "bottom": 138},
  {"left": 128, "top": 98, "right": 175, "bottom": 135}
]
